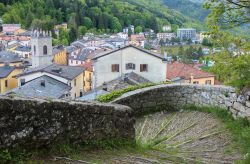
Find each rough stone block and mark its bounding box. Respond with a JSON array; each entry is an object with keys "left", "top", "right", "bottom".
[
  {"left": 225, "top": 101, "right": 233, "bottom": 107},
  {"left": 246, "top": 101, "right": 250, "bottom": 108},
  {"left": 233, "top": 102, "right": 246, "bottom": 113}
]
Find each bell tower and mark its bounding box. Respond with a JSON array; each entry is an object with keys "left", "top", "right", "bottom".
[{"left": 31, "top": 29, "right": 53, "bottom": 68}]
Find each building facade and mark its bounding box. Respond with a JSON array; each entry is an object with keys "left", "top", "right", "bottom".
[
  {"left": 177, "top": 28, "right": 197, "bottom": 41},
  {"left": 92, "top": 45, "right": 167, "bottom": 87},
  {"left": 0, "top": 65, "right": 23, "bottom": 94}
]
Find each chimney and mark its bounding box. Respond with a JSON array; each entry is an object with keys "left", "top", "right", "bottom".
[{"left": 40, "top": 80, "right": 45, "bottom": 87}]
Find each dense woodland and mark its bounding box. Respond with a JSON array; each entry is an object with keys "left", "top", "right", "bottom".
[
  {"left": 163, "top": 0, "right": 209, "bottom": 22},
  {"left": 0, "top": 0, "right": 203, "bottom": 32}
]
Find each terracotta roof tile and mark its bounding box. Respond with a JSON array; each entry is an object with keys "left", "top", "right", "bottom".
[{"left": 167, "top": 62, "right": 215, "bottom": 80}]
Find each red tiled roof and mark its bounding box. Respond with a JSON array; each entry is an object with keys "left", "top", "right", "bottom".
[
  {"left": 167, "top": 61, "right": 215, "bottom": 80},
  {"left": 81, "top": 61, "right": 93, "bottom": 72}
]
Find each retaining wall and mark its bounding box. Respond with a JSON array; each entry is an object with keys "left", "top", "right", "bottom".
[
  {"left": 0, "top": 97, "right": 135, "bottom": 149},
  {"left": 113, "top": 84, "right": 250, "bottom": 119}
]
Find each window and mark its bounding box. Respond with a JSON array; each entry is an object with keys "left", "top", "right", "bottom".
[
  {"left": 140, "top": 64, "right": 148, "bottom": 72},
  {"left": 5, "top": 80, "right": 8, "bottom": 88},
  {"left": 43, "top": 45, "right": 48, "bottom": 55},
  {"left": 76, "top": 61, "right": 78, "bottom": 65},
  {"left": 111, "top": 64, "right": 119, "bottom": 72},
  {"left": 74, "top": 79, "right": 77, "bottom": 86},
  {"left": 126, "top": 63, "right": 136, "bottom": 70},
  {"left": 205, "top": 80, "right": 212, "bottom": 85},
  {"left": 20, "top": 79, "right": 25, "bottom": 86},
  {"left": 33, "top": 45, "right": 36, "bottom": 56},
  {"left": 193, "top": 81, "right": 199, "bottom": 84},
  {"left": 71, "top": 60, "right": 73, "bottom": 64}
]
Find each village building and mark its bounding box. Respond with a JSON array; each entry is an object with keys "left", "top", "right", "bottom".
[
  {"left": 157, "top": 33, "right": 176, "bottom": 42},
  {"left": 92, "top": 45, "right": 167, "bottom": 88},
  {"left": 166, "top": 61, "right": 215, "bottom": 85},
  {"left": 130, "top": 34, "right": 145, "bottom": 48},
  {"left": 0, "top": 64, "right": 23, "bottom": 94},
  {"left": 8, "top": 75, "right": 71, "bottom": 99},
  {"left": 53, "top": 45, "right": 67, "bottom": 65},
  {"left": 0, "top": 51, "right": 23, "bottom": 67},
  {"left": 12, "top": 45, "right": 31, "bottom": 59},
  {"left": 15, "top": 64, "right": 85, "bottom": 99}
]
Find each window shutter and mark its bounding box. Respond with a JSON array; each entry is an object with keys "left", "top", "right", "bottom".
[
  {"left": 140, "top": 64, "right": 143, "bottom": 72},
  {"left": 117, "top": 64, "right": 119, "bottom": 72}
]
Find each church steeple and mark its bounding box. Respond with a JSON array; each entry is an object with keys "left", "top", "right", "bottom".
[{"left": 31, "top": 29, "right": 53, "bottom": 68}]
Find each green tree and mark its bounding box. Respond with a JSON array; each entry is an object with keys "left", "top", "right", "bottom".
[
  {"left": 202, "top": 38, "right": 212, "bottom": 47},
  {"left": 110, "top": 17, "right": 121, "bottom": 32},
  {"left": 78, "top": 26, "right": 87, "bottom": 36},
  {"left": 135, "top": 26, "right": 143, "bottom": 34},
  {"left": 69, "top": 27, "right": 77, "bottom": 43},
  {"left": 178, "top": 45, "right": 184, "bottom": 56},
  {"left": 159, "top": 39, "right": 165, "bottom": 46},
  {"left": 204, "top": 0, "right": 250, "bottom": 28},
  {"left": 83, "top": 17, "right": 93, "bottom": 29},
  {"left": 128, "top": 28, "right": 132, "bottom": 37}
]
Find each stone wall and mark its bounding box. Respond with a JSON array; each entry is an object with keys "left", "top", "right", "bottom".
[
  {"left": 113, "top": 84, "right": 250, "bottom": 120},
  {"left": 0, "top": 96, "right": 135, "bottom": 149}
]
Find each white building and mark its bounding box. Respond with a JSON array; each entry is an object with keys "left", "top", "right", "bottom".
[
  {"left": 123, "top": 25, "right": 135, "bottom": 34},
  {"left": 31, "top": 30, "right": 53, "bottom": 68},
  {"left": 117, "top": 32, "right": 128, "bottom": 40},
  {"left": 92, "top": 45, "right": 167, "bottom": 87},
  {"left": 162, "top": 25, "right": 171, "bottom": 32},
  {"left": 13, "top": 46, "right": 31, "bottom": 59},
  {"left": 177, "top": 28, "right": 197, "bottom": 41},
  {"left": 157, "top": 33, "right": 176, "bottom": 41}
]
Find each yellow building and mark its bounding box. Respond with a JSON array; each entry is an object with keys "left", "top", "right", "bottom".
[
  {"left": 82, "top": 60, "right": 93, "bottom": 92},
  {"left": 0, "top": 65, "right": 23, "bottom": 94},
  {"left": 53, "top": 46, "right": 68, "bottom": 65}
]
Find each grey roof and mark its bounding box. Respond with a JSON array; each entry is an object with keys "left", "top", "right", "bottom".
[
  {"left": 0, "top": 51, "right": 22, "bottom": 63},
  {"left": 15, "top": 46, "right": 31, "bottom": 52},
  {"left": 78, "top": 72, "right": 152, "bottom": 101},
  {"left": 9, "top": 75, "right": 71, "bottom": 99},
  {"left": 105, "top": 37, "right": 127, "bottom": 42},
  {"left": 77, "top": 90, "right": 109, "bottom": 101},
  {"left": 17, "top": 64, "right": 85, "bottom": 80},
  {"left": 66, "top": 46, "right": 77, "bottom": 53},
  {"left": 52, "top": 45, "right": 65, "bottom": 55},
  {"left": 0, "top": 66, "right": 15, "bottom": 78},
  {"left": 92, "top": 45, "right": 166, "bottom": 60},
  {"left": 68, "top": 48, "right": 93, "bottom": 61},
  {"left": 16, "top": 31, "right": 31, "bottom": 36}
]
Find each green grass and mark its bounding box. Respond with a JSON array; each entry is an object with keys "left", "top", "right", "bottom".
[{"left": 185, "top": 105, "right": 250, "bottom": 164}]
